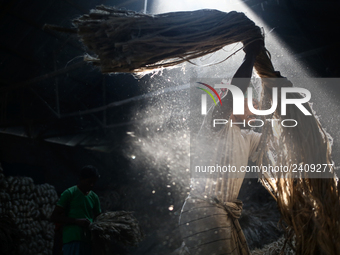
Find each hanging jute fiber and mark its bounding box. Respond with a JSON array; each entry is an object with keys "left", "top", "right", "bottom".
[
  {"left": 71, "top": 6, "right": 263, "bottom": 73},
  {"left": 50, "top": 6, "right": 340, "bottom": 255}
]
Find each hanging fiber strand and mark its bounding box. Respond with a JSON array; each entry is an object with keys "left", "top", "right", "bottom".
[{"left": 67, "top": 6, "right": 339, "bottom": 255}]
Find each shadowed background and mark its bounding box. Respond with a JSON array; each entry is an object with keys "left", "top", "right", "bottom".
[{"left": 0, "top": 0, "right": 339, "bottom": 254}]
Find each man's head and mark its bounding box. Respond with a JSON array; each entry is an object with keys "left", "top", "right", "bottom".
[
  {"left": 78, "top": 165, "right": 100, "bottom": 192},
  {"left": 230, "top": 98, "right": 259, "bottom": 128}
]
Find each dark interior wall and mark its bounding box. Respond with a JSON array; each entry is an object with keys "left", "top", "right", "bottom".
[
  {"left": 244, "top": 0, "right": 340, "bottom": 77},
  {"left": 0, "top": 132, "right": 130, "bottom": 193}
]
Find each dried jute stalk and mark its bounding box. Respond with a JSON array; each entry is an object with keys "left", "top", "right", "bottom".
[{"left": 89, "top": 211, "right": 144, "bottom": 248}]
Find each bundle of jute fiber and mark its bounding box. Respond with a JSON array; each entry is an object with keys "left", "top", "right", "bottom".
[
  {"left": 255, "top": 76, "right": 339, "bottom": 255},
  {"left": 70, "top": 6, "right": 263, "bottom": 73},
  {"left": 89, "top": 211, "right": 143, "bottom": 252},
  {"left": 69, "top": 6, "right": 339, "bottom": 254}
]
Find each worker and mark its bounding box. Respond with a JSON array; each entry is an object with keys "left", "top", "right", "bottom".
[
  {"left": 179, "top": 40, "right": 278, "bottom": 255},
  {"left": 51, "top": 165, "right": 101, "bottom": 255}
]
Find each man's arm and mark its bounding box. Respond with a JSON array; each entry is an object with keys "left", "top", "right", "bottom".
[
  {"left": 51, "top": 189, "right": 90, "bottom": 227},
  {"left": 93, "top": 194, "right": 102, "bottom": 221},
  {"left": 51, "top": 206, "right": 90, "bottom": 227},
  {"left": 50, "top": 206, "right": 74, "bottom": 224},
  {"left": 212, "top": 40, "right": 264, "bottom": 120}
]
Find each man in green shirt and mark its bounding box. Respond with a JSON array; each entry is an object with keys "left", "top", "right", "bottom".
[{"left": 51, "top": 165, "right": 101, "bottom": 255}]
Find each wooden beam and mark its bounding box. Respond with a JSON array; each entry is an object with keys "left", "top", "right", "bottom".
[
  {"left": 60, "top": 83, "right": 190, "bottom": 118},
  {"left": 61, "top": 0, "right": 88, "bottom": 14},
  {"left": 0, "top": 61, "right": 86, "bottom": 93},
  {"left": 0, "top": 44, "right": 41, "bottom": 66},
  {"left": 7, "top": 10, "right": 84, "bottom": 53}
]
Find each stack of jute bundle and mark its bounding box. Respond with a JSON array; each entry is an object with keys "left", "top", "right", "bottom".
[{"left": 0, "top": 166, "right": 58, "bottom": 255}]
